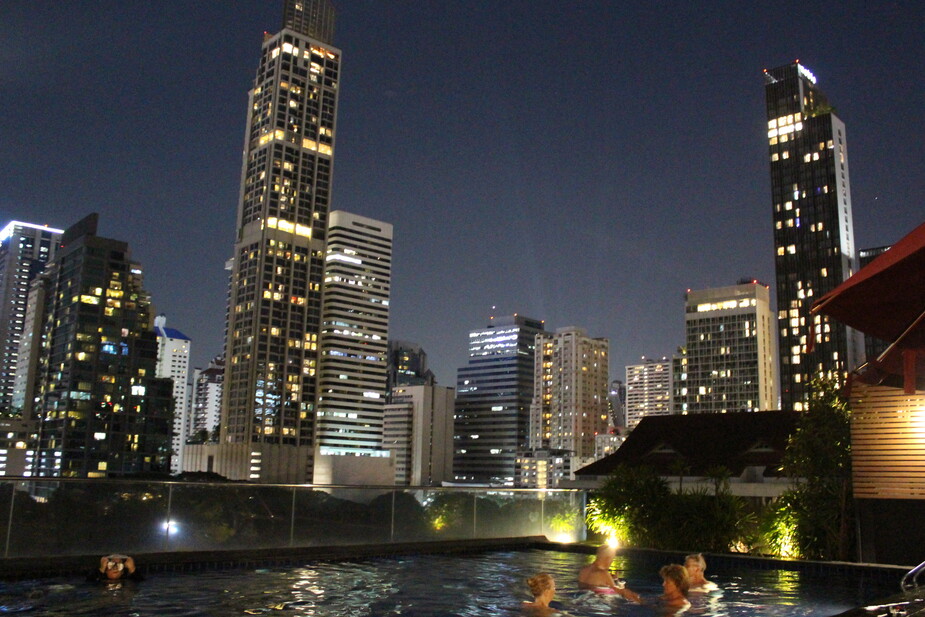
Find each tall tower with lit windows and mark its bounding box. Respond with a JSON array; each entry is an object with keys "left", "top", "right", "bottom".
[
  {"left": 680, "top": 282, "right": 778, "bottom": 414},
  {"left": 453, "top": 315, "right": 547, "bottom": 486},
  {"left": 0, "top": 221, "right": 63, "bottom": 415},
  {"left": 26, "top": 214, "right": 173, "bottom": 478},
  {"left": 314, "top": 211, "right": 392, "bottom": 459},
  {"left": 529, "top": 327, "right": 609, "bottom": 460},
  {"left": 625, "top": 357, "right": 673, "bottom": 428},
  {"left": 218, "top": 0, "right": 340, "bottom": 481},
  {"left": 763, "top": 61, "right": 863, "bottom": 411},
  {"left": 525, "top": 327, "right": 609, "bottom": 486}
]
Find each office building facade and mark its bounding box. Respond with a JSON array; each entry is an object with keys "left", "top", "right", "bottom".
[
  {"left": 764, "top": 61, "right": 863, "bottom": 410},
  {"left": 383, "top": 384, "right": 454, "bottom": 485},
  {"left": 218, "top": 0, "right": 340, "bottom": 481},
  {"left": 625, "top": 357, "right": 673, "bottom": 428},
  {"left": 454, "top": 315, "right": 547, "bottom": 485},
  {"left": 0, "top": 221, "right": 63, "bottom": 415},
  {"left": 314, "top": 211, "right": 392, "bottom": 460},
  {"left": 680, "top": 282, "right": 778, "bottom": 413}
]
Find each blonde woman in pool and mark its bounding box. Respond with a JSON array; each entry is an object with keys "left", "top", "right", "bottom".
[{"left": 523, "top": 573, "right": 560, "bottom": 616}]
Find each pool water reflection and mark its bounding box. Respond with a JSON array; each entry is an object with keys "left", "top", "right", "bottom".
[{"left": 0, "top": 549, "right": 901, "bottom": 616}]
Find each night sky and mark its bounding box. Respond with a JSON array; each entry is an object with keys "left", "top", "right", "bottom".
[{"left": 2, "top": 1, "right": 922, "bottom": 386}]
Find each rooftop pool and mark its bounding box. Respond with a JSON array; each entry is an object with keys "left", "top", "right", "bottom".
[{"left": 0, "top": 548, "right": 905, "bottom": 616}]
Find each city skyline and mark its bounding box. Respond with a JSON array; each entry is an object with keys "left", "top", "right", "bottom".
[{"left": 2, "top": 1, "right": 922, "bottom": 388}]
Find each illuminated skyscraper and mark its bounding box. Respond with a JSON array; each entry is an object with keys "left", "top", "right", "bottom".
[
  {"left": 0, "top": 221, "right": 63, "bottom": 415},
  {"left": 625, "top": 357, "right": 672, "bottom": 428},
  {"left": 680, "top": 282, "right": 778, "bottom": 413},
  {"left": 25, "top": 214, "right": 173, "bottom": 478},
  {"left": 314, "top": 211, "right": 392, "bottom": 459},
  {"left": 764, "top": 61, "right": 863, "bottom": 410},
  {"left": 522, "top": 327, "right": 609, "bottom": 488},
  {"left": 529, "top": 327, "right": 609, "bottom": 464},
  {"left": 218, "top": 0, "right": 340, "bottom": 481},
  {"left": 454, "top": 315, "right": 547, "bottom": 485}
]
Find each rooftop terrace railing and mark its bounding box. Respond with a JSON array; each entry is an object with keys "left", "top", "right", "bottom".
[{"left": 0, "top": 478, "right": 586, "bottom": 559}]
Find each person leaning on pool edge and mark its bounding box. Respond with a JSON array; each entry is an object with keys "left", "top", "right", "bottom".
[
  {"left": 89, "top": 554, "right": 143, "bottom": 582},
  {"left": 578, "top": 544, "right": 642, "bottom": 602}
]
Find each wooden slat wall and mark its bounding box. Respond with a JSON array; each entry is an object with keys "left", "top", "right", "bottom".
[{"left": 851, "top": 382, "right": 925, "bottom": 499}]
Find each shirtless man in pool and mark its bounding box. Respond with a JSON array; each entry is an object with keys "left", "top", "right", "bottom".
[{"left": 578, "top": 545, "right": 642, "bottom": 602}]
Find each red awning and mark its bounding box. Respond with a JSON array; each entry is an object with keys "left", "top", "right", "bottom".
[
  {"left": 811, "top": 221, "right": 925, "bottom": 392},
  {"left": 812, "top": 221, "right": 925, "bottom": 348}
]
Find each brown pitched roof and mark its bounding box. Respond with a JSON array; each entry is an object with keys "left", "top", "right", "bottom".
[{"left": 575, "top": 410, "right": 800, "bottom": 478}]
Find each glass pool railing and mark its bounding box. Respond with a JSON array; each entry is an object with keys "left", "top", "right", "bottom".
[{"left": 0, "top": 479, "right": 586, "bottom": 558}]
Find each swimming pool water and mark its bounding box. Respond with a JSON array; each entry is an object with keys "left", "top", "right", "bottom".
[{"left": 0, "top": 549, "right": 902, "bottom": 616}]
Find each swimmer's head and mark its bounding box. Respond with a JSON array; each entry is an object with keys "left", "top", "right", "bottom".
[
  {"left": 661, "top": 564, "right": 690, "bottom": 596},
  {"left": 685, "top": 553, "right": 706, "bottom": 573},
  {"left": 104, "top": 558, "right": 125, "bottom": 580},
  {"left": 527, "top": 573, "right": 555, "bottom": 598},
  {"left": 595, "top": 544, "right": 616, "bottom": 564}
]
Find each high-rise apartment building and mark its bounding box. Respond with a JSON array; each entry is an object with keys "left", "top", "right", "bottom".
[
  {"left": 528, "top": 327, "right": 609, "bottom": 471},
  {"left": 0, "top": 221, "right": 63, "bottom": 415},
  {"left": 679, "top": 282, "right": 778, "bottom": 413},
  {"left": 314, "top": 211, "right": 392, "bottom": 460},
  {"left": 383, "top": 384, "right": 454, "bottom": 485},
  {"left": 764, "top": 61, "right": 863, "bottom": 410},
  {"left": 154, "top": 315, "right": 192, "bottom": 474},
  {"left": 23, "top": 214, "right": 173, "bottom": 477},
  {"left": 454, "top": 315, "right": 547, "bottom": 485},
  {"left": 189, "top": 356, "right": 224, "bottom": 442},
  {"left": 625, "top": 357, "right": 672, "bottom": 428},
  {"left": 0, "top": 417, "right": 37, "bottom": 476},
  {"left": 218, "top": 0, "right": 340, "bottom": 481}
]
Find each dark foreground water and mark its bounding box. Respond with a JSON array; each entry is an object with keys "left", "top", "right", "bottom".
[{"left": 0, "top": 549, "right": 901, "bottom": 616}]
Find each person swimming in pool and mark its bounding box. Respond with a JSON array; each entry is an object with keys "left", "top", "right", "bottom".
[
  {"left": 577, "top": 545, "right": 641, "bottom": 602},
  {"left": 684, "top": 553, "right": 718, "bottom": 590},
  {"left": 522, "top": 573, "right": 559, "bottom": 616},
  {"left": 89, "top": 554, "right": 142, "bottom": 582},
  {"left": 659, "top": 564, "right": 691, "bottom": 610}
]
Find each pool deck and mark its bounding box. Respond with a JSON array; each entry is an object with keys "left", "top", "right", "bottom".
[{"left": 0, "top": 536, "right": 910, "bottom": 583}]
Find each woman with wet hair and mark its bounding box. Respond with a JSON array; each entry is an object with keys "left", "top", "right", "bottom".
[{"left": 523, "top": 573, "right": 557, "bottom": 615}]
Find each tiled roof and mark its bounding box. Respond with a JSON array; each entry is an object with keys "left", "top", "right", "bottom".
[{"left": 575, "top": 410, "right": 799, "bottom": 478}]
